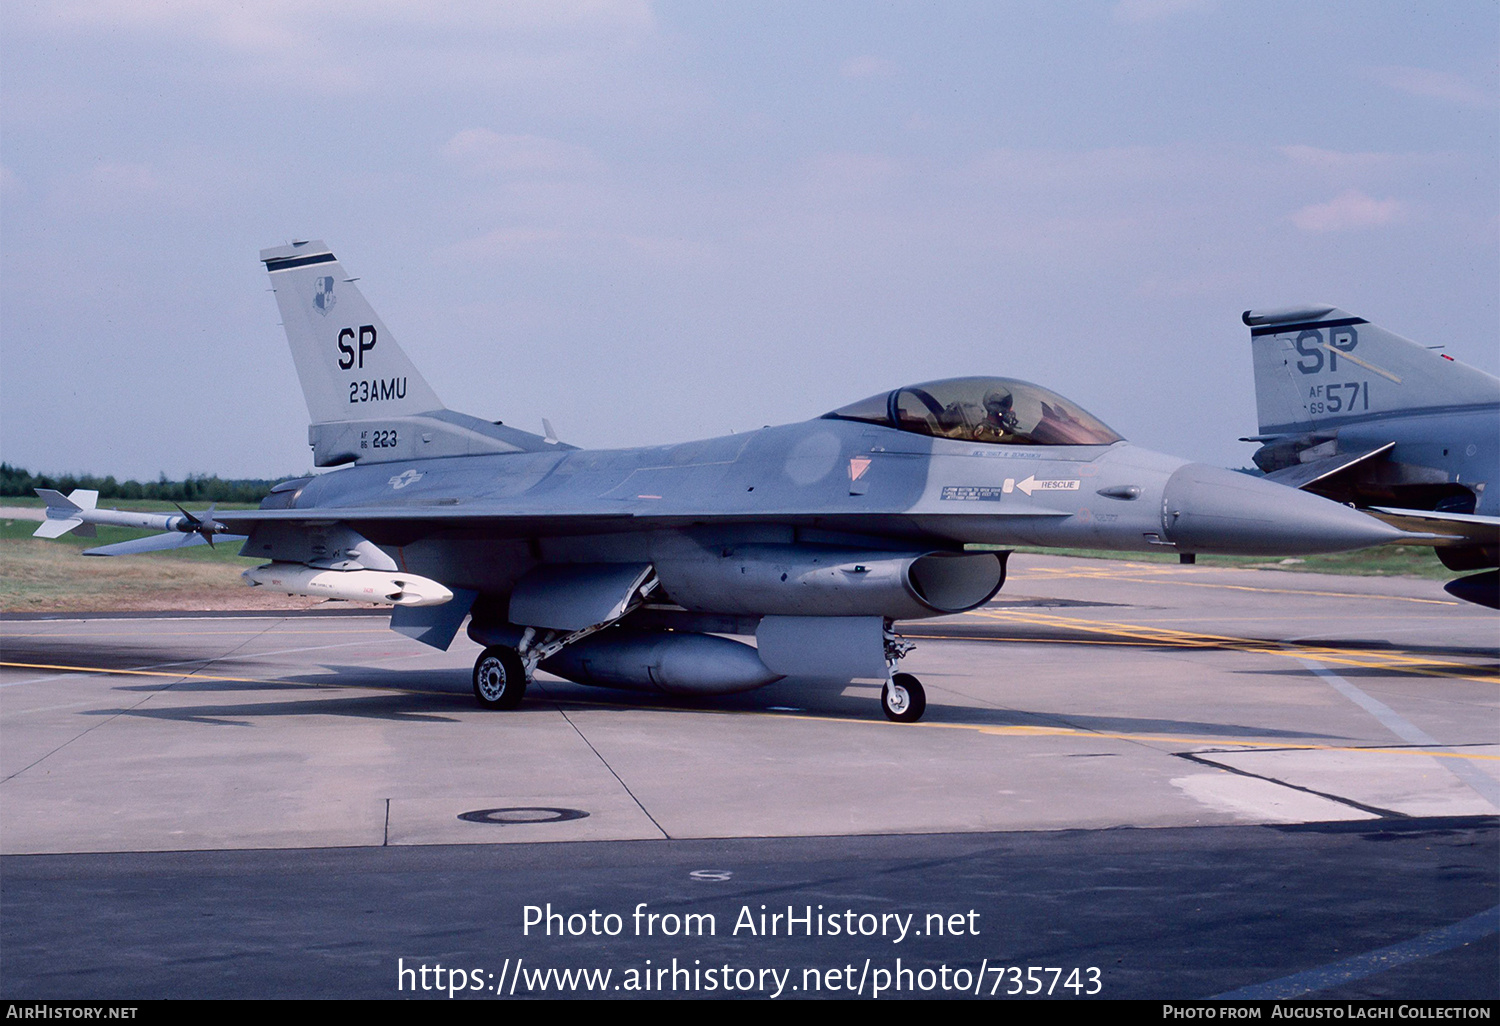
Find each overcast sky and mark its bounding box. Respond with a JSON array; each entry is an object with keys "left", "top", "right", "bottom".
[{"left": 2, "top": 0, "right": 1495, "bottom": 481}]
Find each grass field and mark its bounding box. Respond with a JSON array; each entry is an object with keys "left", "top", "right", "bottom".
[
  {"left": 979, "top": 543, "right": 1454, "bottom": 579},
  {"left": 0, "top": 499, "right": 319, "bottom": 613},
  {"left": 0, "top": 495, "right": 1455, "bottom": 613}
]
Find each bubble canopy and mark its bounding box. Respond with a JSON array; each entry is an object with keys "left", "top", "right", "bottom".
[{"left": 823, "top": 377, "right": 1123, "bottom": 446}]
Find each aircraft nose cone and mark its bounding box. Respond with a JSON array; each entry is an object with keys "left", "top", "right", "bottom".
[{"left": 1161, "top": 463, "right": 1405, "bottom": 556}]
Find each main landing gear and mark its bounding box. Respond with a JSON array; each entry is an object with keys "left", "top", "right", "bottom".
[
  {"left": 473, "top": 646, "right": 527, "bottom": 710},
  {"left": 470, "top": 575, "right": 661, "bottom": 711},
  {"left": 880, "top": 626, "right": 925, "bottom": 723},
  {"left": 472, "top": 607, "right": 929, "bottom": 722}
]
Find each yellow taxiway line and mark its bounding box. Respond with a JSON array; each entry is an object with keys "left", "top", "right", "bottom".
[{"left": 957, "top": 608, "right": 1499, "bottom": 684}]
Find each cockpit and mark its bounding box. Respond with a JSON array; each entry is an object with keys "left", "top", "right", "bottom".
[{"left": 823, "top": 376, "right": 1122, "bottom": 446}]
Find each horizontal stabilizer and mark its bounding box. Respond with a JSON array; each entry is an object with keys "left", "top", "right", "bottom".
[
  {"left": 1370, "top": 506, "right": 1500, "bottom": 528},
  {"left": 1365, "top": 506, "right": 1500, "bottom": 548},
  {"left": 1262, "top": 443, "right": 1395, "bottom": 491}
]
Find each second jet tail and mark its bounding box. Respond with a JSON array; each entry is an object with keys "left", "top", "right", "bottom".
[{"left": 1243, "top": 305, "right": 1499, "bottom": 437}]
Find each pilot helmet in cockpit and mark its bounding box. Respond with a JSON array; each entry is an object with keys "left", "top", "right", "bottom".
[{"left": 983, "top": 388, "right": 1018, "bottom": 431}]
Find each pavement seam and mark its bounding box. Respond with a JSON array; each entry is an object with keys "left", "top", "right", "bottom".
[
  {"left": 532, "top": 679, "right": 671, "bottom": 841},
  {"left": 1174, "top": 750, "right": 1404, "bottom": 820}
]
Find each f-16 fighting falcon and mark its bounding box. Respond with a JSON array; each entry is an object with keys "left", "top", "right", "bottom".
[
  {"left": 1241, "top": 306, "right": 1499, "bottom": 609},
  {"left": 35, "top": 242, "right": 1409, "bottom": 722}
]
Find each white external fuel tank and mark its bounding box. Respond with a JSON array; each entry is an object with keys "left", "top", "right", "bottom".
[{"left": 243, "top": 562, "right": 454, "bottom": 607}]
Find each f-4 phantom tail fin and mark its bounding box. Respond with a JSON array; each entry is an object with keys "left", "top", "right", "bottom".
[{"left": 1243, "top": 305, "right": 1499, "bottom": 437}]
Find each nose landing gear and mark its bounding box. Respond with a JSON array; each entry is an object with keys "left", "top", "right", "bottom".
[
  {"left": 881, "top": 672, "right": 926, "bottom": 722},
  {"left": 880, "top": 626, "right": 926, "bottom": 722}
]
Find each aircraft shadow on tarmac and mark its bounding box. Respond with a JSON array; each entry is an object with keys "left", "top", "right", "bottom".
[
  {"left": 71, "top": 660, "right": 1360, "bottom": 742},
  {"left": 11, "top": 626, "right": 1482, "bottom": 737},
  {"left": 77, "top": 692, "right": 466, "bottom": 726}
]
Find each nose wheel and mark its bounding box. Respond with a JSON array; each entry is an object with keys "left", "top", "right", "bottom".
[
  {"left": 882, "top": 672, "right": 926, "bottom": 723},
  {"left": 880, "top": 625, "right": 925, "bottom": 722},
  {"left": 473, "top": 645, "right": 528, "bottom": 710}
]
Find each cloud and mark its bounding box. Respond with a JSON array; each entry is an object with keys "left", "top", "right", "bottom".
[
  {"left": 1276, "top": 145, "right": 1450, "bottom": 185},
  {"left": 1290, "top": 190, "right": 1403, "bottom": 232},
  {"left": 25, "top": 0, "right": 659, "bottom": 96},
  {"left": 1370, "top": 66, "right": 1497, "bottom": 109},
  {"left": 40, "top": 0, "right": 654, "bottom": 43},
  {"left": 438, "top": 225, "right": 712, "bottom": 269},
  {"left": 57, "top": 162, "right": 184, "bottom": 213},
  {"left": 1112, "top": 0, "right": 1213, "bottom": 24},
  {"left": 964, "top": 144, "right": 1207, "bottom": 190},
  {"left": 0, "top": 164, "right": 23, "bottom": 199},
  {"left": 1278, "top": 145, "right": 1402, "bottom": 173},
  {"left": 440, "top": 226, "right": 570, "bottom": 261},
  {"left": 839, "top": 55, "right": 896, "bottom": 80},
  {"left": 442, "top": 130, "right": 604, "bottom": 177},
  {"left": 800, "top": 152, "right": 907, "bottom": 199}
]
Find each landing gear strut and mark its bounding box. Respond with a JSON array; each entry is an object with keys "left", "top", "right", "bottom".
[
  {"left": 470, "top": 573, "right": 661, "bottom": 710},
  {"left": 881, "top": 625, "right": 925, "bottom": 722}
]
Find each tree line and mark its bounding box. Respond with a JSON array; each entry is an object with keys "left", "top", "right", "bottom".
[{"left": 0, "top": 463, "right": 297, "bottom": 504}]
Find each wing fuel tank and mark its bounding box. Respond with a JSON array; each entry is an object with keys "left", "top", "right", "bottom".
[
  {"left": 242, "top": 563, "right": 454, "bottom": 607},
  {"left": 539, "top": 630, "right": 782, "bottom": 694}
]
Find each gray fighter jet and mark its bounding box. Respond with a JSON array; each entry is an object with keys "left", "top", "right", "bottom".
[
  {"left": 1241, "top": 306, "right": 1499, "bottom": 608},
  {"left": 36, "top": 243, "right": 1408, "bottom": 721}
]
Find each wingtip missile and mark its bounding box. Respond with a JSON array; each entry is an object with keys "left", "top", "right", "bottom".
[{"left": 32, "top": 488, "right": 236, "bottom": 551}]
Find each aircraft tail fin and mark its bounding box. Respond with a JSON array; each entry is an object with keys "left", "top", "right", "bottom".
[
  {"left": 261, "top": 241, "right": 445, "bottom": 427},
  {"left": 261, "top": 241, "right": 557, "bottom": 466},
  {"left": 1243, "top": 306, "right": 1500, "bottom": 437}
]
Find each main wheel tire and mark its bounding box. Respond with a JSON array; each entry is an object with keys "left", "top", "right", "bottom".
[
  {"left": 882, "top": 672, "right": 926, "bottom": 723},
  {"left": 473, "top": 646, "right": 528, "bottom": 710}
]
